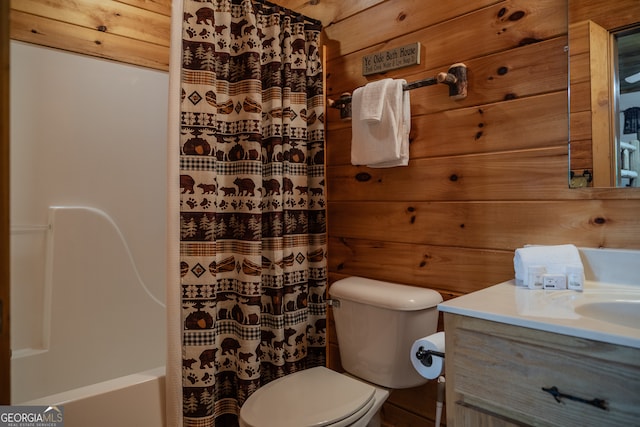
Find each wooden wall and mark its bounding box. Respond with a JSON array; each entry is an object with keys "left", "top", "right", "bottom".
[
  {"left": 320, "top": 0, "right": 640, "bottom": 425},
  {"left": 9, "top": 0, "right": 170, "bottom": 70}
]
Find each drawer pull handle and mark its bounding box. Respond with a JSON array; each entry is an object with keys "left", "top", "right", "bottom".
[{"left": 542, "top": 386, "right": 608, "bottom": 411}]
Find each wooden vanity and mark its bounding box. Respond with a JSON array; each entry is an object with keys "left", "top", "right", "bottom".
[
  {"left": 443, "top": 313, "right": 640, "bottom": 426},
  {"left": 439, "top": 272, "right": 640, "bottom": 426}
]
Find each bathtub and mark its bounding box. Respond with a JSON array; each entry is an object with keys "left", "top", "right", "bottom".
[
  {"left": 22, "top": 367, "right": 166, "bottom": 427},
  {"left": 11, "top": 207, "right": 167, "bottom": 424}
]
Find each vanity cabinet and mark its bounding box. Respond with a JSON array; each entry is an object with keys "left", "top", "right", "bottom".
[{"left": 444, "top": 313, "right": 640, "bottom": 427}]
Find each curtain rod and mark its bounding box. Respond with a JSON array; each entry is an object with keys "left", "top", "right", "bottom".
[{"left": 253, "top": 0, "right": 322, "bottom": 26}]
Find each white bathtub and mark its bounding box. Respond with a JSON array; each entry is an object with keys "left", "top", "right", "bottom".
[{"left": 24, "top": 367, "right": 166, "bottom": 427}]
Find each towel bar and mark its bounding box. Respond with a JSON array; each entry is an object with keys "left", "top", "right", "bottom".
[{"left": 328, "top": 63, "right": 467, "bottom": 119}]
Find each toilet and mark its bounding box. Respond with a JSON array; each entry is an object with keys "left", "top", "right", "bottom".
[{"left": 239, "top": 276, "right": 443, "bottom": 427}]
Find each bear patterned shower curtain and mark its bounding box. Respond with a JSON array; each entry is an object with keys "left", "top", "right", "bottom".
[{"left": 178, "top": 0, "right": 326, "bottom": 425}]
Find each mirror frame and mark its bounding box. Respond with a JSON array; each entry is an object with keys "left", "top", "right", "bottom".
[{"left": 568, "top": 0, "right": 640, "bottom": 188}]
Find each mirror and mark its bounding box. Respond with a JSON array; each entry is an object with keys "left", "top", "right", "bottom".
[
  {"left": 615, "top": 28, "right": 640, "bottom": 187},
  {"left": 568, "top": 0, "right": 640, "bottom": 188}
]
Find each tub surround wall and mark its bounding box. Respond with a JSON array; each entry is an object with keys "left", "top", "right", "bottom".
[
  {"left": 10, "top": 41, "right": 168, "bottom": 402},
  {"left": 11, "top": 207, "right": 166, "bottom": 403},
  {"left": 7, "top": 0, "right": 172, "bottom": 410}
]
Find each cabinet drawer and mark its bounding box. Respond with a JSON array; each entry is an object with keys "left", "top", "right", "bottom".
[{"left": 451, "top": 320, "right": 640, "bottom": 426}]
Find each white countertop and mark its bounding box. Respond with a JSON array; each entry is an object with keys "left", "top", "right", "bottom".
[{"left": 438, "top": 279, "right": 640, "bottom": 349}]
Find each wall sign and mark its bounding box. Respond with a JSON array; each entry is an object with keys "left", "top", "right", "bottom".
[{"left": 362, "top": 42, "right": 421, "bottom": 76}]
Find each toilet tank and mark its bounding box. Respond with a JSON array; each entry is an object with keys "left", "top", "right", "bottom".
[{"left": 329, "top": 277, "right": 443, "bottom": 389}]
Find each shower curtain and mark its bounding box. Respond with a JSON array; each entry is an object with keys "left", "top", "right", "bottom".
[{"left": 177, "top": 0, "right": 326, "bottom": 425}]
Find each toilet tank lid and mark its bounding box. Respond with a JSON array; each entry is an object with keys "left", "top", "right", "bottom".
[{"left": 329, "top": 277, "right": 443, "bottom": 311}]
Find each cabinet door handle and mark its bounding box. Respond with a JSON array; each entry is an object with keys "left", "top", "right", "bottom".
[{"left": 542, "top": 386, "right": 608, "bottom": 411}]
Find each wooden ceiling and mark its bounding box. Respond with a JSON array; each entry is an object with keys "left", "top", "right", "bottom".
[{"left": 274, "top": 0, "right": 382, "bottom": 26}]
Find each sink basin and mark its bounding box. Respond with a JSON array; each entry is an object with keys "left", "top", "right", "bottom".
[{"left": 575, "top": 300, "right": 640, "bottom": 328}]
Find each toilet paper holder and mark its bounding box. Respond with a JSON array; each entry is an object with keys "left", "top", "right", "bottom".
[{"left": 415, "top": 346, "right": 445, "bottom": 367}]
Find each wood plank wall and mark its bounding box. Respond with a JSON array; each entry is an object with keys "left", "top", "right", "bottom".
[
  {"left": 319, "top": 0, "right": 640, "bottom": 425},
  {"left": 9, "top": 0, "right": 170, "bottom": 70}
]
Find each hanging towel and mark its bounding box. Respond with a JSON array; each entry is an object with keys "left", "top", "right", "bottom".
[
  {"left": 513, "top": 244, "right": 583, "bottom": 287},
  {"left": 368, "top": 86, "right": 410, "bottom": 168},
  {"left": 351, "top": 79, "right": 410, "bottom": 167},
  {"left": 360, "top": 78, "right": 392, "bottom": 122}
]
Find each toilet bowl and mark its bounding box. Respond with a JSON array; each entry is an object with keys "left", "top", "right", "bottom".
[
  {"left": 239, "top": 277, "right": 442, "bottom": 427},
  {"left": 239, "top": 367, "right": 389, "bottom": 427}
]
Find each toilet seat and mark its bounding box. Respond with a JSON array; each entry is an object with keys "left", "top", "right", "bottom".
[{"left": 239, "top": 366, "right": 376, "bottom": 427}]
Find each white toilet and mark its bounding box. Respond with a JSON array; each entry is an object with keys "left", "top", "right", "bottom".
[{"left": 239, "top": 276, "right": 443, "bottom": 427}]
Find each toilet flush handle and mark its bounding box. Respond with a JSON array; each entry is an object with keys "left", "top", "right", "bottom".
[{"left": 326, "top": 299, "right": 341, "bottom": 308}]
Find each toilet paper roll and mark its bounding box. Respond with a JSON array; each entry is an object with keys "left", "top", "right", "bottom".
[{"left": 410, "top": 332, "right": 445, "bottom": 380}]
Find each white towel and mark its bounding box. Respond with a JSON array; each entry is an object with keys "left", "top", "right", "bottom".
[
  {"left": 351, "top": 79, "right": 410, "bottom": 167},
  {"left": 360, "top": 78, "right": 391, "bottom": 122},
  {"left": 368, "top": 86, "right": 410, "bottom": 168},
  {"left": 513, "top": 244, "right": 583, "bottom": 287}
]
